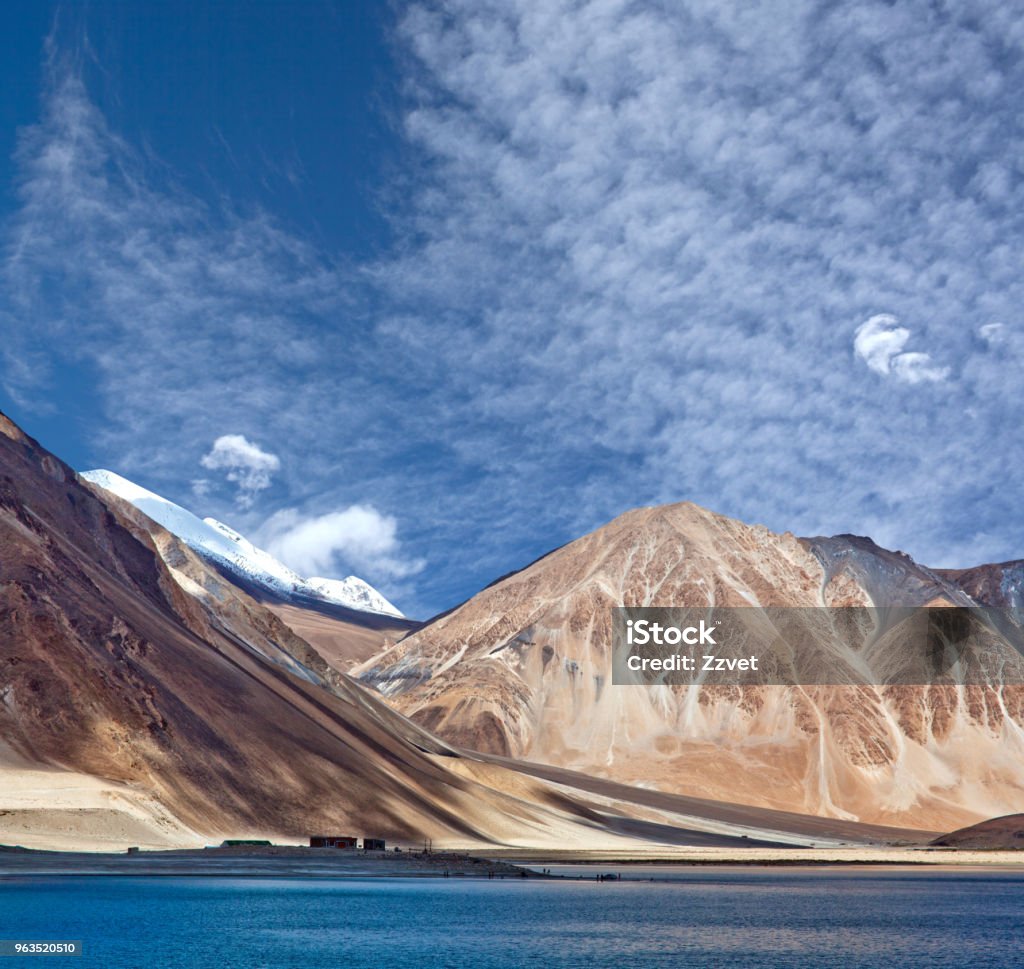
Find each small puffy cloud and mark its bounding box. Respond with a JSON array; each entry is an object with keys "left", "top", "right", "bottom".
[
  {"left": 854, "top": 315, "right": 950, "bottom": 385},
  {"left": 200, "top": 434, "right": 280, "bottom": 507},
  {"left": 260, "top": 505, "right": 425, "bottom": 581},
  {"left": 854, "top": 315, "right": 912, "bottom": 376}
]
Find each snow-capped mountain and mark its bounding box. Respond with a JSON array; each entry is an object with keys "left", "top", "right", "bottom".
[{"left": 80, "top": 469, "right": 403, "bottom": 617}]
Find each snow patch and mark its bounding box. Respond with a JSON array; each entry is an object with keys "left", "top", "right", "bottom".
[{"left": 79, "top": 469, "right": 404, "bottom": 617}]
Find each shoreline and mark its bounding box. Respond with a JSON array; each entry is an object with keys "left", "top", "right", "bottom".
[{"left": 3, "top": 844, "right": 1024, "bottom": 878}]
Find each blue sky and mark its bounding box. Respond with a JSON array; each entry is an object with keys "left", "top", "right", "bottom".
[{"left": 1, "top": 1, "right": 1022, "bottom": 617}]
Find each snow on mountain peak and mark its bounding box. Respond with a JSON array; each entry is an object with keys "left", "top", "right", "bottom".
[
  {"left": 305, "top": 576, "right": 402, "bottom": 618},
  {"left": 79, "top": 469, "right": 405, "bottom": 617}
]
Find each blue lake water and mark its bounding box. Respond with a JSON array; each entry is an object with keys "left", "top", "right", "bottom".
[{"left": 1, "top": 868, "right": 1022, "bottom": 968}]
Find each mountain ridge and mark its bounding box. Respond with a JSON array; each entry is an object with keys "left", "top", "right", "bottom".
[{"left": 354, "top": 500, "right": 1024, "bottom": 830}]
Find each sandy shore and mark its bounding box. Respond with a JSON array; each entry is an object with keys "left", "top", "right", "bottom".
[{"left": 3, "top": 843, "right": 1024, "bottom": 878}]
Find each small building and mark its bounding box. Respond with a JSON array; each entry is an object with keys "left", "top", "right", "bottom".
[
  {"left": 309, "top": 835, "right": 358, "bottom": 849},
  {"left": 363, "top": 838, "right": 386, "bottom": 851}
]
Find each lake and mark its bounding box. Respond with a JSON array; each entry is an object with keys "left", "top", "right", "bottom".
[{"left": 1, "top": 868, "right": 1021, "bottom": 967}]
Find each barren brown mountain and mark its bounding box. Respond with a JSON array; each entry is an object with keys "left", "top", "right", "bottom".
[
  {"left": 4, "top": 410, "right": 927, "bottom": 852},
  {"left": 356, "top": 503, "right": 1024, "bottom": 831}
]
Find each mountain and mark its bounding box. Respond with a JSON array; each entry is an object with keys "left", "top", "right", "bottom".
[
  {"left": 0, "top": 413, "right": 552, "bottom": 848},
  {"left": 937, "top": 561, "right": 1024, "bottom": 610},
  {"left": 930, "top": 813, "right": 1024, "bottom": 849},
  {"left": 305, "top": 575, "right": 400, "bottom": 615},
  {"left": 354, "top": 502, "right": 1024, "bottom": 831},
  {"left": 80, "top": 469, "right": 403, "bottom": 618},
  {"left": 6, "top": 411, "right": 922, "bottom": 852}
]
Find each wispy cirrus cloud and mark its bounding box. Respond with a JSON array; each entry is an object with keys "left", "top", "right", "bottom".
[
  {"left": 3, "top": 63, "right": 351, "bottom": 448},
  {"left": 2, "top": 4, "right": 1024, "bottom": 615},
  {"left": 0, "top": 55, "right": 425, "bottom": 602},
  {"left": 979, "top": 323, "right": 1008, "bottom": 347}
]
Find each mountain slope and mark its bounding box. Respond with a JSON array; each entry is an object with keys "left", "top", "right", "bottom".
[
  {"left": 355, "top": 502, "right": 1024, "bottom": 830},
  {"left": 80, "top": 470, "right": 403, "bottom": 617}
]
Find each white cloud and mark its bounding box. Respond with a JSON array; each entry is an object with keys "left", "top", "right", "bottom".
[
  {"left": 259, "top": 505, "right": 425, "bottom": 582},
  {"left": 200, "top": 434, "right": 280, "bottom": 507},
  {"left": 854, "top": 315, "right": 950, "bottom": 384}
]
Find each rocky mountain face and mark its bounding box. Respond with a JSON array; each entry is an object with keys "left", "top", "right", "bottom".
[
  {"left": 356, "top": 503, "right": 1024, "bottom": 831},
  {"left": 12, "top": 409, "right": 922, "bottom": 854}
]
